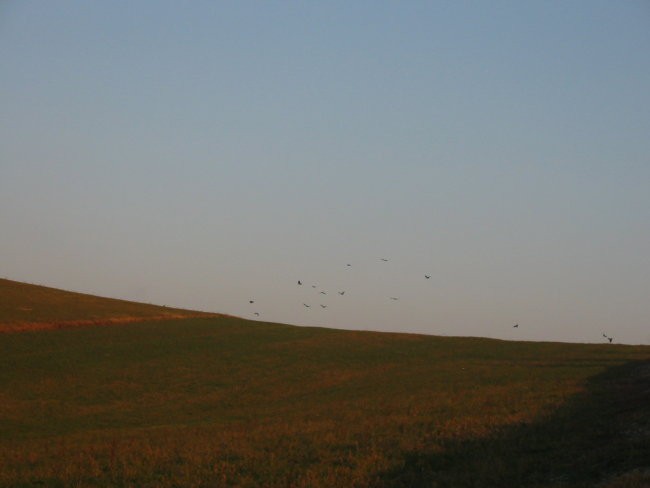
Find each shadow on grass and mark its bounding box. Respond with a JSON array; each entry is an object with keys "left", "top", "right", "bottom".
[{"left": 378, "top": 360, "right": 650, "bottom": 488}]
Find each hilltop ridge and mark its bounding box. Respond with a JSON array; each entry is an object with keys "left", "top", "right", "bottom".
[{"left": 0, "top": 278, "right": 218, "bottom": 332}]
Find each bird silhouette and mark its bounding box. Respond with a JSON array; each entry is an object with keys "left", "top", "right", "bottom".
[
  {"left": 254, "top": 312, "right": 260, "bottom": 316},
  {"left": 298, "top": 280, "right": 302, "bottom": 285},
  {"left": 425, "top": 275, "right": 431, "bottom": 279},
  {"left": 602, "top": 333, "right": 608, "bottom": 338},
  {"left": 381, "top": 258, "right": 389, "bottom": 262},
  {"left": 303, "top": 303, "right": 311, "bottom": 308},
  {"left": 320, "top": 304, "right": 327, "bottom": 308},
  {"left": 608, "top": 337, "right": 613, "bottom": 343},
  {"left": 338, "top": 291, "right": 345, "bottom": 295},
  {"left": 346, "top": 264, "right": 352, "bottom": 267},
  {"left": 312, "top": 285, "right": 317, "bottom": 288},
  {"left": 320, "top": 291, "right": 327, "bottom": 295},
  {"left": 249, "top": 300, "right": 254, "bottom": 304},
  {"left": 513, "top": 324, "right": 519, "bottom": 328},
  {"left": 389, "top": 297, "right": 399, "bottom": 300}
]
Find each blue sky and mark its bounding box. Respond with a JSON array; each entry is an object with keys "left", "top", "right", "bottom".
[{"left": 2, "top": 1, "right": 649, "bottom": 343}]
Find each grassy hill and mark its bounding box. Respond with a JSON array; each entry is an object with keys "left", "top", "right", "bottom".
[
  {"left": 0, "top": 281, "right": 648, "bottom": 487},
  {"left": 0, "top": 278, "right": 217, "bottom": 332}
]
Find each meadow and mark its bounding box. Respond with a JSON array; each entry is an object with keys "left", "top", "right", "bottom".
[
  {"left": 0, "top": 280, "right": 648, "bottom": 487},
  {"left": 0, "top": 278, "right": 215, "bottom": 332}
]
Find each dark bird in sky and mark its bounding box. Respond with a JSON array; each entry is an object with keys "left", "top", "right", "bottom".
[
  {"left": 254, "top": 312, "right": 260, "bottom": 316},
  {"left": 303, "top": 303, "right": 311, "bottom": 308},
  {"left": 298, "top": 280, "right": 302, "bottom": 285},
  {"left": 320, "top": 291, "right": 327, "bottom": 295},
  {"left": 249, "top": 300, "right": 254, "bottom": 304},
  {"left": 312, "top": 285, "right": 317, "bottom": 288},
  {"left": 513, "top": 324, "right": 519, "bottom": 328},
  {"left": 425, "top": 275, "right": 431, "bottom": 279},
  {"left": 389, "top": 297, "right": 399, "bottom": 300},
  {"left": 381, "top": 258, "right": 389, "bottom": 262},
  {"left": 603, "top": 333, "right": 615, "bottom": 343},
  {"left": 320, "top": 304, "right": 327, "bottom": 308},
  {"left": 346, "top": 264, "right": 352, "bottom": 267},
  {"left": 338, "top": 291, "right": 345, "bottom": 295}
]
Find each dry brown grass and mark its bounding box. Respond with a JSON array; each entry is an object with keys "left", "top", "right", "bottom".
[{"left": 0, "top": 313, "right": 221, "bottom": 333}]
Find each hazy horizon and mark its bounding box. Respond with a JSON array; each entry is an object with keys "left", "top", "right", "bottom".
[{"left": 2, "top": 1, "right": 649, "bottom": 344}]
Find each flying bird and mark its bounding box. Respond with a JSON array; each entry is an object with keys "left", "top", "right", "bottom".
[
  {"left": 298, "top": 280, "right": 302, "bottom": 285},
  {"left": 425, "top": 275, "right": 431, "bottom": 279},
  {"left": 320, "top": 291, "right": 327, "bottom": 295},
  {"left": 303, "top": 303, "right": 311, "bottom": 308},
  {"left": 253, "top": 312, "right": 260, "bottom": 316},
  {"left": 608, "top": 337, "right": 613, "bottom": 343},
  {"left": 320, "top": 304, "right": 327, "bottom": 308},
  {"left": 312, "top": 285, "right": 317, "bottom": 288},
  {"left": 249, "top": 300, "right": 254, "bottom": 304},
  {"left": 513, "top": 324, "right": 519, "bottom": 328},
  {"left": 346, "top": 264, "right": 352, "bottom": 267},
  {"left": 381, "top": 258, "right": 389, "bottom": 262},
  {"left": 338, "top": 291, "right": 345, "bottom": 295},
  {"left": 389, "top": 297, "right": 399, "bottom": 300}
]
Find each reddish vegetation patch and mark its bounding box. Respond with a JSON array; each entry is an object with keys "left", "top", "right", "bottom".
[{"left": 0, "top": 313, "right": 221, "bottom": 333}]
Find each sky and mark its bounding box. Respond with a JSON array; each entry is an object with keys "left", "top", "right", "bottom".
[{"left": 2, "top": 1, "right": 649, "bottom": 344}]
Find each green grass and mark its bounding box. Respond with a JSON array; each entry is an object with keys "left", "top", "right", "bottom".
[{"left": 0, "top": 281, "right": 649, "bottom": 487}]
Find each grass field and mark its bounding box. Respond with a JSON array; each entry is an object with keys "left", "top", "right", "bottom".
[
  {"left": 1, "top": 281, "right": 648, "bottom": 487},
  {"left": 0, "top": 278, "right": 216, "bottom": 332}
]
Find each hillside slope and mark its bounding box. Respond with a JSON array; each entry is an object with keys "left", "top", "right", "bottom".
[
  {"left": 0, "top": 278, "right": 217, "bottom": 332},
  {"left": 0, "top": 280, "right": 648, "bottom": 486}
]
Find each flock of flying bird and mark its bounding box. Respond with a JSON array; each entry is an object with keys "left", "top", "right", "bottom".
[
  {"left": 246, "top": 258, "right": 615, "bottom": 343},
  {"left": 247, "top": 258, "right": 414, "bottom": 318}
]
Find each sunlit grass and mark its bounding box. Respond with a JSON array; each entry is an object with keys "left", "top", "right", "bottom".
[
  {"left": 0, "top": 278, "right": 216, "bottom": 332},
  {"left": 1, "top": 316, "right": 648, "bottom": 487}
]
